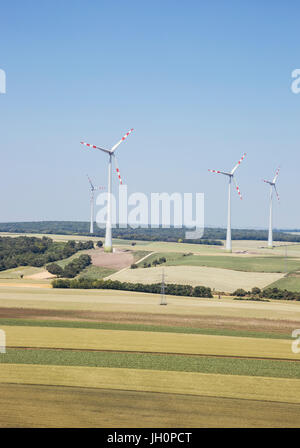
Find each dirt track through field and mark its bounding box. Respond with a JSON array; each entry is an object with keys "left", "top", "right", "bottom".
[{"left": 0, "top": 307, "right": 297, "bottom": 334}]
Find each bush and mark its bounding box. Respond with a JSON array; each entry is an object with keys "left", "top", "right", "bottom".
[
  {"left": 251, "top": 287, "right": 261, "bottom": 296},
  {"left": 193, "top": 286, "right": 213, "bottom": 298},
  {"left": 230, "top": 286, "right": 300, "bottom": 301},
  {"left": 97, "top": 240, "right": 103, "bottom": 247},
  {"left": 232, "top": 288, "right": 247, "bottom": 297},
  {"left": 52, "top": 279, "right": 71, "bottom": 288},
  {"left": 130, "top": 263, "right": 138, "bottom": 269}
]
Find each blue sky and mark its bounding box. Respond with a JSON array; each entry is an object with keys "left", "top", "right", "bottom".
[{"left": 0, "top": 0, "right": 299, "bottom": 228}]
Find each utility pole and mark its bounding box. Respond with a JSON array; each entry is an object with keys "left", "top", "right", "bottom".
[{"left": 160, "top": 268, "right": 167, "bottom": 306}]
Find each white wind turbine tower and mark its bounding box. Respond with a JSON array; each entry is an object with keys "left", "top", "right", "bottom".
[
  {"left": 86, "top": 175, "right": 104, "bottom": 234},
  {"left": 81, "top": 129, "right": 134, "bottom": 252},
  {"left": 263, "top": 167, "right": 280, "bottom": 248},
  {"left": 208, "top": 153, "right": 246, "bottom": 252}
]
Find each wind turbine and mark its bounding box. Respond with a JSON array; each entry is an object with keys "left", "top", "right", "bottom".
[
  {"left": 263, "top": 167, "right": 280, "bottom": 248},
  {"left": 87, "top": 175, "right": 104, "bottom": 234},
  {"left": 208, "top": 153, "right": 246, "bottom": 252},
  {"left": 81, "top": 129, "right": 134, "bottom": 252}
]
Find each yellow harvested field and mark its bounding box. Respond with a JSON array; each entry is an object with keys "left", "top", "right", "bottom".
[
  {"left": 24, "top": 270, "right": 55, "bottom": 280},
  {"left": 1, "top": 325, "right": 296, "bottom": 360},
  {"left": 0, "top": 282, "right": 51, "bottom": 289},
  {"left": 1, "top": 364, "right": 300, "bottom": 404},
  {"left": 0, "top": 286, "right": 300, "bottom": 321},
  {"left": 109, "top": 265, "right": 284, "bottom": 292},
  {"left": 2, "top": 384, "right": 300, "bottom": 428}
]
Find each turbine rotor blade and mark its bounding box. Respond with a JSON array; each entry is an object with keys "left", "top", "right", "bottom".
[
  {"left": 273, "top": 167, "right": 280, "bottom": 184},
  {"left": 263, "top": 179, "right": 273, "bottom": 185},
  {"left": 208, "top": 169, "right": 230, "bottom": 175},
  {"left": 87, "top": 174, "right": 95, "bottom": 190},
  {"left": 274, "top": 185, "right": 280, "bottom": 202},
  {"left": 231, "top": 153, "right": 246, "bottom": 175},
  {"left": 80, "top": 141, "right": 111, "bottom": 154},
  {"left": 111, "top": 128, "right": 134, "bottom": 153},
  {"left": 113, "top": 155, "right": 123, "bottom": 185},
  {"left": 233, "top": 176, "right": 243, "bottom": 200}
]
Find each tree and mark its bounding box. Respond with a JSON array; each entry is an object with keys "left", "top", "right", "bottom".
[
  {"left": 251, "top": 287, "right": 261, "bottom": 296},
  {"left": 130, "top": 263, "right": 138, "bottom": 269},
  {"left": 46, "top": 263, "right": 64, "bottom": 277},
  {"left": 233, "top": 288, "right": 247, "bottom": 297},
  {"left": 63, "top": 263, "right": 79, "bottom": 278}
]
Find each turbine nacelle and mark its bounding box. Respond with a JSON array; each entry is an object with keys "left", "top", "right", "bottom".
[{"left": 263, "top": 167, "right": 280, "bottom": 202}]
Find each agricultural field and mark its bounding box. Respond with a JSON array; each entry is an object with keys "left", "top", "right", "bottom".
[
  {"left": 268, "top": 273, "right": 300, "bottom": 292},
  {"left": 0, "top": 280, "right": 299, "bottom": 427},
  {"left": 108, "top": 265, "right": 284, "bottom": 292},
  {"left": 136, "top": 252, "right": 300, "bottom": 273},
  {"left": 0, "top": 234, "right": 300, "bottom": 427},
  {"left": 0, "top": 266, "right": 45, "bottom": 279}
]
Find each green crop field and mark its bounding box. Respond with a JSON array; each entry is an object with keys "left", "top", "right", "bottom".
[
  {"left": 268, "top": 275, "right": 300, "bottom": 292},
  {"left": 2, "top": 348, "right": 300, "bottom": 379},
  {"left": 76, "top": 265, "right": 116, "bottom": 280},
  {"left": 137, "top": 252, "right": 300, "bottom": 273}
]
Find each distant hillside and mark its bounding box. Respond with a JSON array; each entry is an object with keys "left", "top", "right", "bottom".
[{"left": 0, "top": 221, "right": 300, "bottom": 243}]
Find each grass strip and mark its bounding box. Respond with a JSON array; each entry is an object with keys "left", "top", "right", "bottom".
[
  {"left": 0, "top": 318, "right": 289, "bottom": 340},
  {"left": 1, "top": 349, "right": 300, "bottom": 379}
]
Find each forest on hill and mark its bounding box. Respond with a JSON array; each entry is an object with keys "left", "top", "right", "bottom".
[
  {"left": 0, "top": 236, "right": 94, "bottom": 270},
  {"left": 0, "top": 221, "right": 299, "bottom": 243}
]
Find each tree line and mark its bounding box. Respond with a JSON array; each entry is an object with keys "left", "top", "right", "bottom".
[
  {"left": 0, "top": 221, "right": 299, "bottom": 243},
  {"left": 51, "top": 274, "right": 300, "bottom": 301},
  {"left": 46, "top": 254, "right": 92, "bottom": 278},
  {"left": 232, "top": 286, "right": 300, "bottom": 301},
  {"left": 52, "top": 277, "right": 213, "bottom": 298}
]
